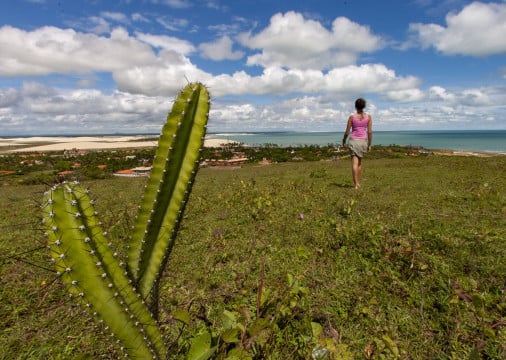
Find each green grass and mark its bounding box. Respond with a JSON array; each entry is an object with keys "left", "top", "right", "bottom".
[{"left": 1, "top": 155, "right": 505, "bottom": 359}]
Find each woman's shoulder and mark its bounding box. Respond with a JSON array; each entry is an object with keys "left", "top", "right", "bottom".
[{"left": 351, "top": 112, "right": 370, "bottom": 119}]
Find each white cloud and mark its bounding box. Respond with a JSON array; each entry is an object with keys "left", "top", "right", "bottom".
[
  {"left": 0, "top": 26, "right": 156, "bottom": 76},
  {"left": 238, "top": 12, "right": 383, "bottom": 70},
  {"left": 135, "top": 32, "right": 196, "bottom": 55},
  {"left": 101, "top": 12, "right": 130, "bottom": 24},
  {"left": 460, "top": 88, "right": 493, "bottom": 106},
  {"left": 325, "top": 64, "right": 421, "bottom": 94},
  {"left": 21, "top": 81, "right": 57, "bottom": 98},
  {"left": 0, "top": 18, "right": 415, "bottom": 100},
  {"left": 373, "top": 84, "right": 506, "bottom": 130},
  {"left": 206, "top": 64, "right": 422, "bottom": 99},
  {"left": 155, "top": 16, "right": 190, "bottom": 31},
  {"left": 2, "top": 80, "right": 505, "bottom": 134},
  {"left": 199, "top": 36, "right": 244, "bottom": 61},
  {"left": 428, "top": 86, "right": 456, "bottom": 101},
  {"left": 157, "top": 0, "right": 192, "bottom": 9},
  {"left": 385, "top": 89, "right": 425, "bottom": 102},
  {"left": 210, "top": 95, "right": 345, "bottom": 131},
  {"left": 409, "top": 2, "right": 506, "bottom": 56},
  {"left": 0, "top": 88, "right": 19, "bottom": 108},
  {"left": 113, "top": 52, "right": 212, "bottom": 96},
  {"left": 428, "top": 85, "right": 505, "bottom": 107},
  {"left": 132, "top": 13, "right": 150, "bottom": 23},
  {"left": 88, "top": 16, "right": 111, "bottom": 34},
  {"left": 0, "top": 82, "right": 172, "bottom": 134}
]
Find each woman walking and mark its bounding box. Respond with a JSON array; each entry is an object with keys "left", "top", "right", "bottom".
[{"left": 342, "top": 98, "right": 372, "bottom": 189}]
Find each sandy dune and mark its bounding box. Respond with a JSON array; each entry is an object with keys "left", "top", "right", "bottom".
[{"left": 0, "top": 136, "right": 237, "bottom": 152}]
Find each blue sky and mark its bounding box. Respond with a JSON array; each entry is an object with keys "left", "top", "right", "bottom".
[{"left": 0, "top": 0, "right": 505, "bottom": 135}]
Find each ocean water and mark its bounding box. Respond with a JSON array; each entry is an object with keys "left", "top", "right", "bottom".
[{"left": 207, "top": 130, "right": 506, "bottom": 154}]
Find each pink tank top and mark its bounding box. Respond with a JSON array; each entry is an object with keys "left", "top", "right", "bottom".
[{"left": 351, "top": 113, "right": 369, "bottom": 139}]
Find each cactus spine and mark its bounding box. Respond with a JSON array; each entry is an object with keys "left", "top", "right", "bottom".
[{"left": 42, "top": 83, "right": 210, "bottom": 359}]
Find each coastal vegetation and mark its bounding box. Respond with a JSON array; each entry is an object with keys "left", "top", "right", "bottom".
[
  {"left": 1, "top": 149, "right": 505, "bottom": 359},
  {"left": 0, "top": 143, "right": 424, "bottom": 186}
]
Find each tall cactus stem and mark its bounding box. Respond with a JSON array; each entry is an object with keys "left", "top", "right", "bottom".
[{"left": 128, "top": 83, "right": 210, "bottom": 312}]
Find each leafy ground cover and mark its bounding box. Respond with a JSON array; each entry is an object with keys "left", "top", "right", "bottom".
[{"left": 1, "top": 154, "right": 505, "bottom": 359}]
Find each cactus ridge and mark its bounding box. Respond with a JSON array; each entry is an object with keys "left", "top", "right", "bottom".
[
  {"left": 42, "top": 182, "right": 166, "bottom": 359},
  {"left": 128, "top": 83, "right": 210, "bottom": 299}
]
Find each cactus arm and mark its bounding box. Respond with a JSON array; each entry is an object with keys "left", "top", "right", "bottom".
[
  {"left": 128, "top": 83, "right": 210, "bottom": 301},
  {"left": 42, "top": 182, "right": 166, "bottom": 359},
  {"left": 40, "top": 82, "right": 212, "bottom": 357}
]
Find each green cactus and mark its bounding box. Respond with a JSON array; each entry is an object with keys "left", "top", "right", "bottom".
[
  {"left": 41, "top": 82, "right": 210, "bottom": 359},
  {"left": 129, "top": 82, "right": 210, "bottom": 313},
  {"left": 42, "top": 182, "right": 166, "bottom": 359}
]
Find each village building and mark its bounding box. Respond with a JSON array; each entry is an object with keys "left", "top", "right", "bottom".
[{"left": 114, "top": 166, "right": 151, "bottom": 177}]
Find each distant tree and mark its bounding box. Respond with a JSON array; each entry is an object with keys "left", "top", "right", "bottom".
[{"left": 54, "top": 160, "right": 73, "bottom": 172}]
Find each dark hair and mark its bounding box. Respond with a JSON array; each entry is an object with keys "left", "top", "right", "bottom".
[{"left": 355, "top": 98, "right": 366, "bottom": 113}]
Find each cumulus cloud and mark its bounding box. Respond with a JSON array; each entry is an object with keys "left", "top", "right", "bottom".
[
  {"left": 0, "top": 88, "right": 19, "bottom": 108},
  {"left": 87, "top": 16, "right": 111, "bottom": 34},
  {"left": 428, "top": 85, "right": 506, "bottom": 107},
  {"left": 205, "top": 63, "right": 422, "bottom": 99},
  {"left": 0, "top": 26, "right": 155, "bottom": 76},
  {"left": 429, "top": 86, "right": 456, "bottom": 101},
  {"left": 325, "top": 64, "right": 421, "bottom": 94},
  {"left": 199, "top": 36, "right": 244, "bottom": 61},
  {"left": 409, "top": 2, "right": 506, "bottom": 56},
  {"left": 385, "top": 89, "right": 425, "bottom": 103},
  {"left": 21, "top": 82, "right": 57, "bottom": 98},
  {"left": 238, "top": 12, "right": 383, "bottom": 70},
  {"left": 210, "top": 95, "right": 345, "bottom": 131},
  {"left": 1, "top": 82, "right": 172, "bottom": 134},
  {"left": 460, "top": 88, "right": 493, "bottom": 106},
  {"left": 113, "top": 51, "right": 212, "bottom": 96},
  {"left": 0, "top": 16, "right": 413, "bottom": 99},
  {"left": 2, "top": 80, "right": 505, "bottom": 134}
]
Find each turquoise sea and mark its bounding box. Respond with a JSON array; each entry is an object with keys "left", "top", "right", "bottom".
[{"left": 207, "top": 130, "right": 506, "bottom": 154}]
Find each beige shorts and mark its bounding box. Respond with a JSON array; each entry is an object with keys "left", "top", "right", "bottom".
[{"left": 348, "top": 138, "right": 368, "bottom": 158}]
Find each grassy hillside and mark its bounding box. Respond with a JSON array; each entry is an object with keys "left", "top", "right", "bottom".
[{"left": 1, "top": 155, "right": 505, "bottom": 359}]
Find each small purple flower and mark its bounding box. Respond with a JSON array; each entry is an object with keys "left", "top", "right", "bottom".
[{"left": 298, "top": 213, "right": 304, "bottom": 220}]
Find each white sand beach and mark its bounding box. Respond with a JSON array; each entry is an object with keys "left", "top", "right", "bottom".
[{"left": 0, "top": 136, "right": 237, "bottom": 152}]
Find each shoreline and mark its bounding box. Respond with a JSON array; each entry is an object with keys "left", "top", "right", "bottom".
[
  {"left": 0, "top": 135, "right": 503, "bottom": 157},
  {"left": 431, "top": 149, "right": 501, "bottom": 157},
  {"left": 0, "top": 135, "right": 238, "bottom": 152}
]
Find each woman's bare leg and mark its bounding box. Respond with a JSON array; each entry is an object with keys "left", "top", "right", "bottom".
[{"left": 352, "top": 156, "right": 362, "bottom": 189}]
